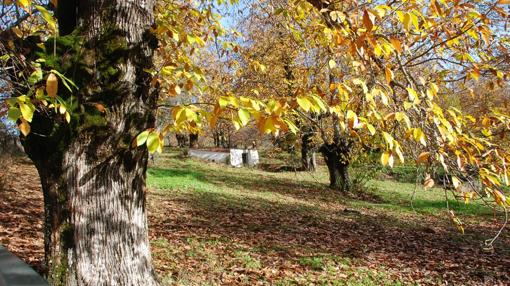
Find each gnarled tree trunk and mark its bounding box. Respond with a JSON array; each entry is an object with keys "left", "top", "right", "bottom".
[
  {"left": 319, "top": 142, "right": 350, "bottom": 192},
  {"left": 22, "top": 1, "right": 159, "bottom": 285}
]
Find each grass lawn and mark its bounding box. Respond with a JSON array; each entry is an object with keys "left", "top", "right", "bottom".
[{"left": 147, "top": 149, "right": 510, "bottom": 285}]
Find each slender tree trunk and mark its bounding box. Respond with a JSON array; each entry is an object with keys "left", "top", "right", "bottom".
[
  {"left": 189, "top": 133, "right": 198, "bottom": 148},
  {"left": 301, "top": 131, "right": 316, "bottom": 171},
  {"left": 213, "top": 131, "right": 219, "bottom": 147},
  {"left": 22, "top": 1, "right": 159, "bottom": 285},
  {"left": 176, "top": 133, "right": 187, "bottom": 147}
]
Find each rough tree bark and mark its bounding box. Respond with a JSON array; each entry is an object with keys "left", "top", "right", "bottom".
[
  {"left": 301, "top": 130, "right": 317, "bottom": 171},
  {"left": 319, "top": 143, "right": 350, "bottom": 192},
  {"left": 319, "top": 70, "right": 352, "bottom": 192},
  {"left": 22, "top": 1, "right": 159, "bottom": 285}
]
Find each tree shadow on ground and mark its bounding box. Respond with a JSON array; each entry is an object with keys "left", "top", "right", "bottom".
[
  {"left": 148, "top": 164, "right": 510, "bottom": 285},
  {"left": 149, "top": 162, "right": 342, "bottom": 205}
]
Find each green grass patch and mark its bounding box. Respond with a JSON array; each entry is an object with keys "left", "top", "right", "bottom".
[
  {"left": 147, "top": 149, "right": 505, "bottom": 286},
  {"left": 354, "top": 179, "right": 496, "bottom": 217}
]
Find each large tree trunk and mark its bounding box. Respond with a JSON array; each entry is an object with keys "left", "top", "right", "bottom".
[
  {"left": 320, "top": 144, "right": 350, "bottom": 192},
  {"left": 22, "top": 1, "right": 159, "bottom": 285}
]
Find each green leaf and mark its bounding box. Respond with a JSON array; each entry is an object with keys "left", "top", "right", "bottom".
[
  {"left": 35, "top": 87, "right": 45, "bottom": 99},
  {"left": 6, "top": 98, "right": 17, "bottom": 107},
  {"left": 147, "top": 132, "right": 160, "bottom": 153},
  {"left": 7, "top": 107, "right": 21, "bottom": 121},
  {"left": 0, "top": 54, "right": 10, "bottom": 61},
  {"left": 136, "top": 130, "right": 150, "bottom": 146},
  {"left": 28, "top": 68, "right": 43, "bottom": 85},
  {"left": 50, "top": 69, "right": 78, "bottom": 91},
  {"left": 238, "top": 108, "right": 250, "bottom": 126}
]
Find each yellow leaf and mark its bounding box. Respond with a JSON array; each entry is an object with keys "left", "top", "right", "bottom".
[
  {"left": 388, "top": 153, "right": 394, "bottom": 167},
  {"left": 416, "top": 152, "right": 431, "bottom": 164},
  {"left": 385, "top": 67, "right": 393, "bottom": 84},
  {"left": 469, "top": 68, "right": 480, "bottom": 81},
  {"left": 35, "top": 5, "right": 57, "bottom": 31},
  {"left": 413, "top": 128, "right": 427, "bottom": 146},
  {"left": 328, "top": 59, "right": 337, "bottom": 69},
  {"left": 410, "top": 12, "right": 420, "bottom": 31},
  {"left": 366, "top": 123, "right": 376, "bottom": 136},
  {"left": 35, "top": 87, "right": 45, "bottom": 99},
  {"left": 184, "top": 108, "right": 197, "bottom": 122},
  {"left": 19, "top": 119, "right": 30, "bottom": 136},
  {"left": 19, "top": 101, "right": 35, "bottom": 122},
  {"left": 383, "top": 113, "right": 395, "bottom": 121},
  {"left": 218, "top": 96, "right": 229, "bottom": 108},
  {"left": 390, "top": 38, "right": 403, "bottom": 53},
  {"left": 452, "top": 176, "right": 461, "bottom": 189},
  {"left": 363, "top": 10, "right": 373, "bottom": 31},
  {"left": 381, "top": 151, "right": 391, "bottom": 166},
  {"left": 403, "top": 12, "right": 412, "bottom": 31},
  {"left": 494, "top": 190, "right": 507, "bottom": 207},
  {"left": 424, "top": 177, "right": 435, "bottom": 190},
  {"left": 296, "top": 96, "right": 312, "bottom": 112},
  {"left": 406, "top": 87, "right": 418, "bottom": 101},
  {"left": 382, "top": 131, "right": 393, "bottom": 149},
  {"left": 346, "top": 110, "right": 358, "bottom": 129},
  {"left": 463, "top": 192, "right": 475, "bottom": 204},
  {"left": 46, "top": 73, "right": 58, "bottom": 98},
  {"left": 238, "top": 108, "right": 250, "bottom": 126},
  {"left": 18, "top": 0, "right": 31, "bottom": 11}
]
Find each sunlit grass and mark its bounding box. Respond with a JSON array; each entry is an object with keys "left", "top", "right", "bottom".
[
  {"left": 146, "top": 149, "right": 505, "bottom": 285},
  {"left": 148, "top": 149, "right": 495, "bottom": 218}
]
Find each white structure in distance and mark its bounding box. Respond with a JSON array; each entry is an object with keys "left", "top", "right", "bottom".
[{"left": 188, "top": 149, "right": 259, "bottom": 167}]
